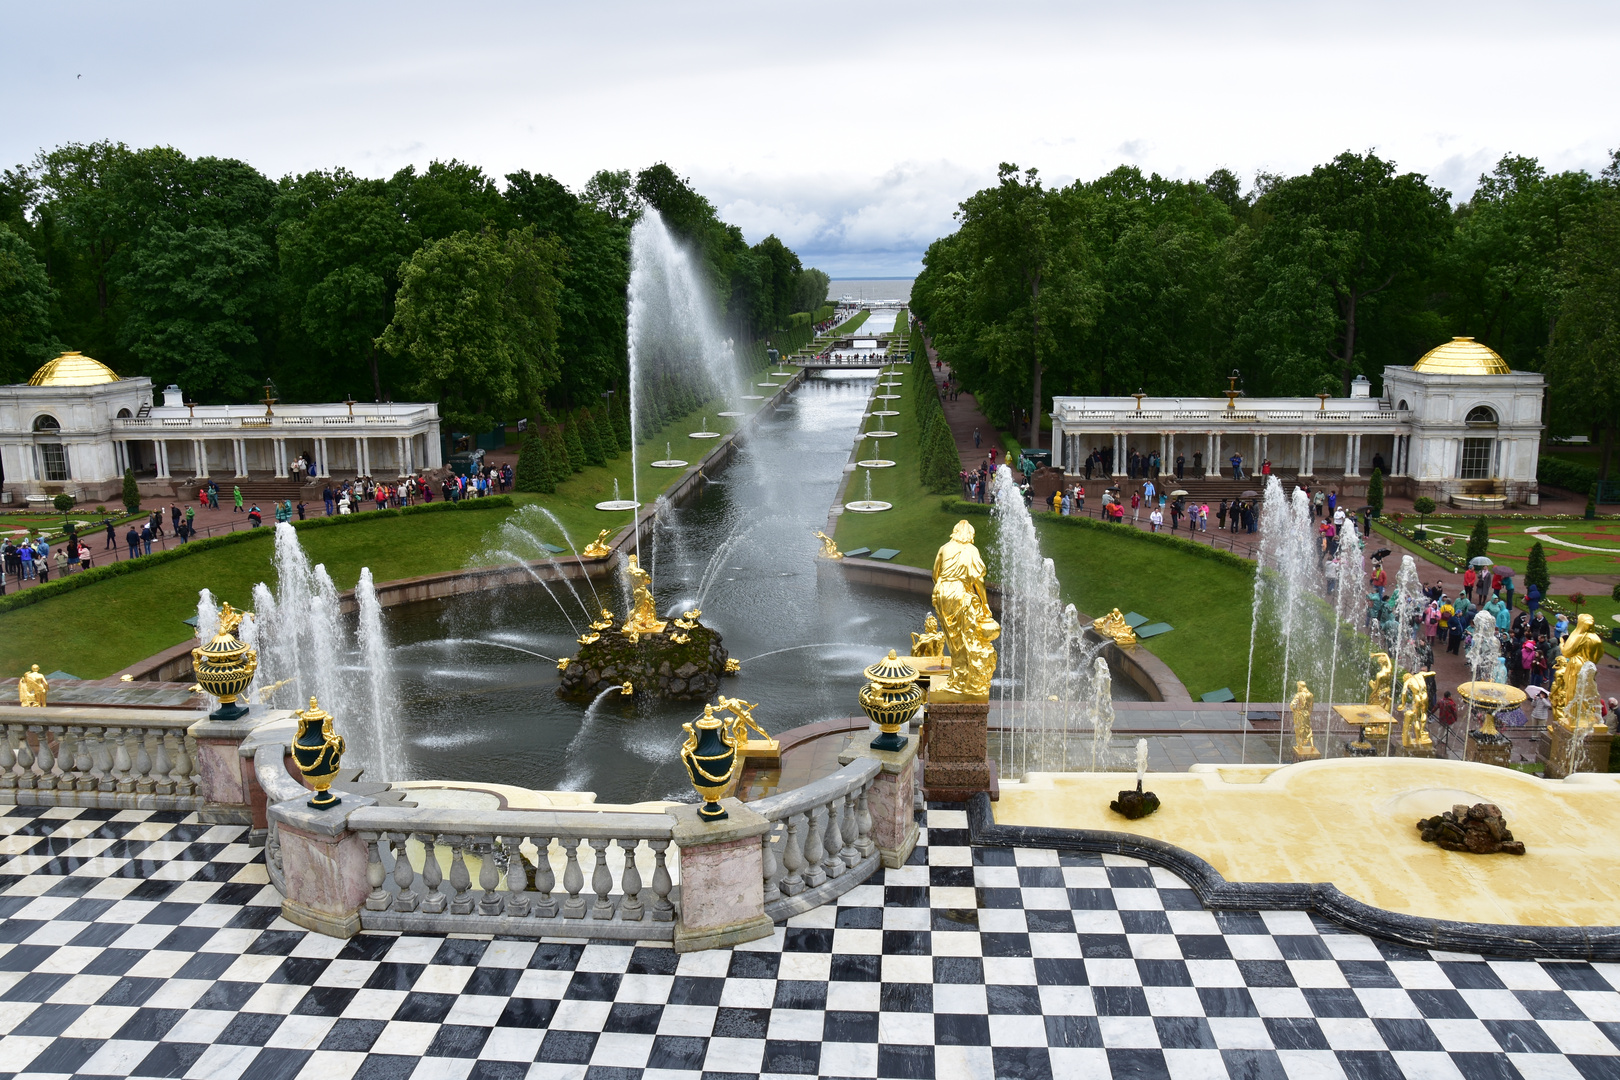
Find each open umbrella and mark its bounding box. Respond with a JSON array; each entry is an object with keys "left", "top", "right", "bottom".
[
  {"left": 1370, "top": 548, "right": 1392, "bottom": 560},
  {"left": 1240, "top": 489, "right": 1260, "bottom": 498},
  {"left": 1493, "top": 566, "right": 1514, "bottom": 576},
  {"left": 1524, "top": 684, "right": 1549, "bottom": 700},
  {"left": 1469, "top": 556, "right": 1493, "bottom": 568},
  {"left": 1169, "top": 489, "right": 1188, "bottom": 498}
]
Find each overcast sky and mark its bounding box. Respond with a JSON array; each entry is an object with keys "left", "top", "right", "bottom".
[{"left": 5, "top": 1, "right": 1616, "bottom": 277}]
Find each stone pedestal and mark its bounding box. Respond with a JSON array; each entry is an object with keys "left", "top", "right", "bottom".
[
  {"left": 1469, "top": 733, "right": 1513, "bottom": 769},
  {"left": 189, "top": 709, "right": 279, "bottom": 825},
  {"left": 270, "top": 795, "right": 376, "bottom": 938},
  {"left": 1538, "top": 724, "right": 1614, "bottom": 780},
  {"left": 920, "top": 691, "right": 997, "bottom": 802},
  {"left": 1290, "top": 745, "right": 1321, "bottom": 763},
  {"left": 669, "top": 800, "right": 774, "bottom": 953},
  {"left": 838, "top": 739, "right": 920, "bottom": 868},
  {"left": 1393, "top": 742, "right": 1438, "bottom": 759}
]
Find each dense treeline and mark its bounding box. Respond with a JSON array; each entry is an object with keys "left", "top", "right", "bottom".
[
  {"left": 0, "top": 144, "right": 830, "bottom": 433},
  {"left": 912, "top": 151, "right": 1620, "bottom": 475}
]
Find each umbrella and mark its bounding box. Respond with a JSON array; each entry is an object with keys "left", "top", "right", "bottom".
[
  {"left": 1493, "top": 566, "right": 1513, "bottom": 576},
  {"left": 1469, "top": 556, "right": 1492, "bottom": 568},
  {"left": 1240, "top": 489, "right": 1259, "bottom": 498},
  {"left": 1169, "top": 489, "right": 1188, "bottom": 497},
  {"left": 1371, "top": 548, "right": 1391, "bottom": 561},
  {"left": 1524, "top": 684, "right": 1549, "bottom": 700}
]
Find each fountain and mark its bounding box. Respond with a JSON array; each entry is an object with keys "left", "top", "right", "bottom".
[
  {"left": 688, "top": 416, "right": 721, "bottom": 439},
  {"left": 856, "top": 437, "right": 895, "bottom": 469},
  {"left": 1110, "top": 738, "right": 1160, "bottom": 818},
  {"left": 651, "top": 441, "right": 688, "bottom": 469},
  {"left": 843, "top": 469, "right": 892, "bottom": 513},
  {"left": 596, "top": 478, "right": 640, "bottom": 512}
]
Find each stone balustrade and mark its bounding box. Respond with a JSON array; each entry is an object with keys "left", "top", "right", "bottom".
[
  {"left": 753, "top": 756, "right": 884, "bottom": 922},
  {"left": 0, "top": 707, "right": 202, "bottom": 811}
]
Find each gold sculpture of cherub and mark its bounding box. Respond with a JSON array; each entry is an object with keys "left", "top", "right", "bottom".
[
  {"left": 814, "top": 530, "right": 843, "bottom": 560},
  {"left": 582, "top": 530, "right": 613, "bottom": 559},
  {"left": 1367, "top": 652, "right": 1393, "bottom": 713},
  {"left": 910, "top": 613, "right": 945, "bottom": 657}
]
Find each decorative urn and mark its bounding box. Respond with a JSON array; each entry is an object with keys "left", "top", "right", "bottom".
[
  {"left": 680, "top": 704, "right": 739, "bottom": 821},
  {"left": 191, "top": 603, "right": 259, "bottom": 722},
  {"left": 860, "top": 649, "right": 923, "bottom": 752},
  {"left": 291, "top": 696, "right": 346, "bottom": 810}
]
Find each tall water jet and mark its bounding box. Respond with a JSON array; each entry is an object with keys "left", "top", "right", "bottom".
[
  {"left": 1242, "top": 477, "right": 1326, "bottom": 762},
  {"left": 1323, "top": 519, "right": 1365, "bottom": 755},
  {"left": 355, "top": 569, "right": 402, "bottom": 781},
  {"left": 1090, "top": 656, "right": 1115, "bottom": 771}
]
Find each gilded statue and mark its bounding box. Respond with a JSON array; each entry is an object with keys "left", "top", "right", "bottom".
[
  {"left": 1398, "top": 671, "right": 1434, "bottom": 748},
  {"left": 1289, "top": 680, "right": 1315, "bottom": 754},
  {"left": 716, "top": 695, "right": 772, "bottom": 747},
  {"left": 620, "top": 555, "right": 666, "bottom": 635},
  {"left": 1552, "top": 614, "right": 1606, "bottom": 730},
  {"left": 931, "top": 520, "right": 1000, "bottom": 698},
  {"left": 814, "top": 530, "right": 843, "bottom": 560},
  {"left": 582, "top": 529, "right": 613, "bottom": 559},
  {"left": 589, "top": 608, "right": 615, "bottom": 631},
  {"left": 1367, "top": 652, "right": 1393, "bottom": 714},
  {"left": 1093, "top": 609, "right": 1138, "bottom": 648},
  {"left": 910, "top": 613, "right": 945, "bottom": 657},
  {"left": 17, "top": 664, "right": 48, "bottom": 707}
]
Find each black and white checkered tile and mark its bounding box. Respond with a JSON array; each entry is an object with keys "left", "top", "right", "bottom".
[{"left": 4, "top": 804, "right": 1620, "bottom": 1080}]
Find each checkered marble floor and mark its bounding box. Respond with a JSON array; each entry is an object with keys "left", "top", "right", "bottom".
[{"left": 5, "top": 805, "right": 1620, "bottom": 1080}]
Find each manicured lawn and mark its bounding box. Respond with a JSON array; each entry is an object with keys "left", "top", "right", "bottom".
[
  {"left": 1413, "top": 518, "right": 1620, "bottom": 576},
  {"left": 1549, "top": 593, "right": 1620, "bottom": 658}
]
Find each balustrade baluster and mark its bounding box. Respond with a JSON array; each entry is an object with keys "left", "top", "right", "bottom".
[
  {"left": 448, "top": 837, "right": 474, "bottom": 914},
  {"left": 802, "top": 807, "right": 826, "bottom": 888},
  {"left": 477, "top": 839, "right": 502, "bottom": 915},
  {"left": 840, "top": 790, "right": 860, "bottom": 868},
  {"left": 171, "top": 736, "right": 193, "bottom": 796},
  {"left": 822, "top": 798, "right": 845, "bottom": 879},
  {"left": 132, "top": 731, "right": 153, "bottom": 794},
  {"left": 363, "top": 834, "right": 390, "bottom": 910},
  {"left": 151, "top": 734, "right": 174, "bottom": 795},
  {"left": 268, "top": 823, "right": 283, "bottom": 877},
  {"left": 91, "top": 729, "right": 114, "bottom": 793},
  {"left": 618, "top": 839, "right": 643, "bottom": 921},
  {"left": 648, "top": 839, "right": 674, "bottom": 921},
  {"left": 760, "top": 827, "right": 781, "bottom": 904},
  {"left": 780, "top": 813, "right": 805, "bottom": 895},
  {"left": 16, "top": 728, "right": 35, "bottom": 790},
  {"left": 69, "top": 726, "right": 93, "bottom": 791},
  {"left": 855, "top": 783, "right": 876, "bottom": 858},
  {"left": 419, "top": 836, "right": 446, "bottom": 913},
  {"left": 392, "top": 836, "right": 420, "bottom": 911},
  {"left": 504, "top": 838, "right": 530, "bottom": 917},
  {"left": 532, "top": 836, "right": 559, "bottom": 918},
  {"left": 588, "top": 838, "right": 614, "bottom": 919},
  {"left": 0, "top": 725, "right": 15, "bottom": 790},
  {"left": 111, "top": 729, "right": 132, "bottom": 792},
  {"left": 35, "top": 729, "right": 56, "bottom": 791},
  {"left": 560, "top": 837, "right": 586, "bottom": 918}
]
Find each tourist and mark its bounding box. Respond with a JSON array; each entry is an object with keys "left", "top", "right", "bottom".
[
  {"left": 207, "top": 482, "right": 218, "bottom": 509},
  {"left": 1216, "top": 500, "right": 1227, "bottom": 529},
  {"left": 125, "top": 526, "right": 139, "bottom": 559},
  {"left": 1175, "top": 453, "right": 1185, "bottom": 479},
  {"left": 1143, "top": 478, "right": 1156, "bottom": 506},
  {"left": 1437, "top": 691, "right": 1457, "bottom": 726},
  {"left": 1501, "top": 571, "right": 1515, "bottom": 612},
  {"left": 973, "top": 427, "right": 981, "bottom": 449},
  {"left": 297, "top": 501, "right": 306, "bottom": 520},
  {"left": 1526, "top": 581, "right": 1541, "bottom": 615},
  {"left": 1131, "top": 490, "right": 1141, "bottom": 523},
  {"left": 198, "top": 486, "right": 209, "bottom": 511},
  {"left": 233, "top": 485, "right": 243, "bottom": 513},
  {"left": 1200, "top": 503, "right": 1210, "bottom": 531},
  {"left": 1149, "top": 506, "right": 1162, "bottom": 532},
  {"left": 248, "top": 505, "right": 262, "bottom": 528},
  {"left": 1058, "top": 489, "right": 1068, "bottom": 515},
  {"left": 1442, "top": 597, "right": 1461, "bottom": 653},
  {"left": 36, "top": 545, "right": 50, "bottom": 583},
  {"left": 1463, "top": 565, "right": 1477, "bottom": 601},
  {"left": 140, "top": 522, "right": 152, "bottom": 555},
  {"left": 323, "top": 484, "right": 334, "bottom": 515},
  {"left": 1230, "top": 451, "right": 1244, "bottom": 480},
  {"left": 103, "top": 517, "right": 116, "bottom": 550},
  {"left": 1261, "top": 458, "right": 1271, "bottom": 477}
]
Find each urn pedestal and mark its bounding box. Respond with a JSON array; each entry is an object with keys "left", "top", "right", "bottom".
[{"left": 920, "top": 682, "right": 997, "bottom": 803}]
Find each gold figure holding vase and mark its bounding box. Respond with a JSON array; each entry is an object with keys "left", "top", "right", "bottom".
[
  {"left": 931, "top": 520, "right": 999, "bottom": 699},
  {"left": 1552, "top": 614, "right": 1606, "bottom": 731},
  {"left": 1289, "top": 680, "right": 1317, "bottom": 758},
  {"left": 582, "top": 530, "right": 613, "bottom": 559},
  {"left": 17, "top": 665, "right": 48, "bottom": 707},
  {"left": 621, "top": 555, "right": 666, "bottom": 636},
  {"left": 1093, "top": 609, "right": 1137, "bottom": 648},
  {"left": 1368, "top": 652, "right": 1393, "bottom": 713}
]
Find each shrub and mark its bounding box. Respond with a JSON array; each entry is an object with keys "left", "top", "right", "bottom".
[
  {"left": 1538, "top": 456, "right": 1598, "bottom": 493},
  {"left": 1465, "top": 516, "right": 1491, "bottom": 562},
  {"left": 52, "top": 493, "right": 74, "bottom": 514},
  {"left": 1612, "top": 581, "right": 1620, "bottom": 603},
  {"left": 95, "top": 505, "right": 106, "bottom": 514},
  {"left": 1587, "top": 484, "right": 1598, "bottom": 520},
  {"left": 563, "top": 417, "right": 586, "bottom": 472},
  {"left": 514, "top": 430, "right": 554, "bottom": 494},
  {"left": 1526, "top": 541, "right": 1550, "bottom": 596},
  {"left": 122, "top": 469, "right": 140, "bottom": 514},
  {"left": 1366, "top": 469, "right": 1384, "bottom": 517}
]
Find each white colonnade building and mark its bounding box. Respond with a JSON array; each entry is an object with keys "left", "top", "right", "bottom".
[
  {"left": 1049, "top": 338, "right": 1545, "bottom": 509},
  {"left": 0, "top": 352, "right": 442, "bottom": 504}
]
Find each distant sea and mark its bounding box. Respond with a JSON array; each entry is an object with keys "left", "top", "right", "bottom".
[{"left": 828, "top": 278, "right": 914, "bottom": 304}]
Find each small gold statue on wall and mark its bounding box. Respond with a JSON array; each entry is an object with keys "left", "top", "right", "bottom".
[
  {"left": 1289, "top": 680, "right": 1319, "bottom": 760},
  {"left": 910, "top": 613, "right": 945, "bottom": 657},
  {"left": 582, "top": 530, "right": 613, "bottom": 559},
  {"left": 17, "top": 665, "right": 48, "bottom": 707},
  {"left": 1367, "top": 652, "right": 1394, "bottom": 714},
  {"left": 1092, "top": 609, "right": 1137, "bottom": 648},
  {"left": 814, "top": 530, "right": 843, "bottom": 560}
]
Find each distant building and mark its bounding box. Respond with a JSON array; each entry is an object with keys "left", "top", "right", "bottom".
[
  {"left": 0, "top": 352, "right": 442, "bottom": 505},
  {"left": 1049, "top": 338, "right": 1544, "bottom": 509}
]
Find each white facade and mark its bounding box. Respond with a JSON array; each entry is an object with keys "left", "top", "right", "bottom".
[
  {"left": 1, "top": 371, "right": 443, "bottom": 503},
  {"left": 1050, "top": 347, "right": 1545, "bottom": 508}
]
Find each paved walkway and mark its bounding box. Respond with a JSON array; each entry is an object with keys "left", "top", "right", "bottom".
[{"left": 7, "top": 804, "right": 1620, "bottom": 1079}]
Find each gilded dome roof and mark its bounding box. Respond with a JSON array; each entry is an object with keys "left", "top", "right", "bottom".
[
  {"left": 27, "top": 351, "right": 121, "bottom": 387},
  {"left": 1413, "top": 337, "right": 1511, "bottom": 376}
]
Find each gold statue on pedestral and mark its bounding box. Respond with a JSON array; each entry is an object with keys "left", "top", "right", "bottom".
[
  {"left": 582, "top": 530, "right": 613, "bottom": 559},
  {"left": 716, "top": 695, "right": 772, "bottom": 747},
  {"left": 590, "top": 608, "right": 615, "bottom": 631},
  {"left": 1368, "top": 652, "right": 1394, "bottom": 714},
  {"left": 620, "top": 555, "right": 666, "bottom": 636},
  {"left": 931, "top": 520, "right": 1000, "bottom": 698},
  {"left": 910, "top": 614, "right": 945, "bottom": 657},
  {"left": 17, "top": 664, "right": 48, "bottom": 707},
  {"left": 1289, "top": 680, "right": 1316, "bottom": 756},
  {"left": 814, "top": 530, "right": 843, "bottom": 560},
  {"left": 1552, "top": 614, "right": 1606, "bottom": 730},
  {"left": 1092, "top": 609, "right": 1138, "bottom": 648},
  {"left": 1398, "top": 671, "right": 1434, "bottom": 748}
]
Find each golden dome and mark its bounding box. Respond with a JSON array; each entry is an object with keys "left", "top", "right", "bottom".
[
  {"left": 1412, "top": 337, "right": 1511, "bottom": 376},
  {"left": 27, "top": 351, "right": 120, "bottom": 387}
]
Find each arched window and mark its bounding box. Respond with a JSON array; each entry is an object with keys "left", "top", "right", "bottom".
[
  {"left": 116, "top": 408, "right": 133, "bottom": 419},
  {"left": 32, "top": 414, "right": 59, "bottom": 432},
  {"left": 1396, "top": 400, "right": 1409, "bottom": 412},
  {"left": 1465, "top": 405, "right": 1498, "bottom": 424}
]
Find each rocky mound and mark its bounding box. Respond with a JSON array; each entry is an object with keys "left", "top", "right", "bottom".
[
  {"left": 1417, "top": 803, "right": 1525, "bottom": 855},
  {"left": 557, "top": 623, "right": 730, "bottom": 702}
]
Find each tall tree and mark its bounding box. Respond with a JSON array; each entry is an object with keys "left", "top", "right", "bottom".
[{"left": 0, "top": 223, "right": 58, "bottom": 383}]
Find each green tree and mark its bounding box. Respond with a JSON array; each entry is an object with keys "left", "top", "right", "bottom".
[
  {"left": 794, "top": 268, "right": 830, "bottom": 313},
  {"left": 1411, "top": 495, "right": 1435, "bottom": 533},
  {"left": 562, "top": 416, "right": 586, "bottom": 472},
  {"left": 122, "top": 467, "right": 140, "bottom": 513},
  {"left": 391, "top": 160, "right": 510, "bottom": 242},
  {"left": 1366, "top": 469, "right": 1385, "bottom": 517},
  {"left": 576, "top": 408, "right": 605, "bottom": 466},
  {"left": 0, "top": 223, "right": 58, "bottom": 382},
  {"left": 514, "top": 430, "right": 553, "bottom": 494},
  {"left": 378, "top": 228, "right": 564, "bottom": 432},
  {"left": 1526, "top": 540, "right": 1550, "bottom": 596},
  {"left": 1466, "top": 516, "right": 1491, "bottom": 562}
]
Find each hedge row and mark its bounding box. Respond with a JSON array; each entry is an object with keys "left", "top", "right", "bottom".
[
  {"left": 1538, "top": 455, "right": 1598, "bottom": 494},
  {"left": 0, "top": 496, "right": 514, "bottom": 616},
  {"left": 938, "top": 497, "right": 1254, "bottom": 572}
]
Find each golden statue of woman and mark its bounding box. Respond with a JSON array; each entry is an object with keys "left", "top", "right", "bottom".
[
  {"left": 1552, "top": 614, "right": 1605, "bottom": 729},
  {"left": 1399, "top": 671, "right": 1434, "bottom": 747},
  {"left": 621, "top": 555, "right": 666, "bottom": 635},
  {"left": 18, "top": 665, "right": 48, "bottom": 707},
  {"left": 1289, "top": 680, "right": 1315, "bottom": 752},
  {"left": 1367, "top": 652, "right": 1393, "bottom": 713},
  {"left": 931, "top": 520, "right": 999, "bottom": 698}
]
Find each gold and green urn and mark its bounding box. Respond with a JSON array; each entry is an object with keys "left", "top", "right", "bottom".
[
  {"left": 192, "top": 603, "right": 259, "bottom": 722},
  {"left": 680, "top": 704, "right": 739, "bottom": 821},
  {"left": 860, "top": 649, "right": 923, "bottom": 752},
  {"left": 291, "top": 696, "right": 346, "bottom": 810}
]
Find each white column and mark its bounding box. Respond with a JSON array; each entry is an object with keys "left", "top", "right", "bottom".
[
  {"left": 1259, "top": 433, "right": 1268, "bottom": 468},
  {"left": 1299, "top": 433, "right": 1310, "bottom": 477},
  {"left": 1112, "top": 433, "right": 1124, "bottom": 477},
  {"left": 316, "top": 437, "right": 327, "bottom": 477},
  {"left": 396, "top": 437, "right": 406, "bottom": 476},
  {"left": 354, "top": 437, "right": 364, "bottom": 477},
  {"left": 156, "top": 440, "right": 171, "bottom": 479},
  {"left": 234, "top": 439, "right": 247, "bottom": 478},
  {"left": 1252, "top": 433, "right": 1260, "bottom": 474}
]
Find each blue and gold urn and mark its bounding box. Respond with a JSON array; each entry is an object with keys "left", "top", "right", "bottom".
[
  {"left": 680, "top": 704, "right": 738, "bottom": 821},
  {"left": 859, "top": 649, "right": 923, "bottom": 752},
  {"left": 192, "top": 603, "right": 259, "bottom": 722},
  {"left": 291, "top": 696, "right": 346, "bottom": 810}
]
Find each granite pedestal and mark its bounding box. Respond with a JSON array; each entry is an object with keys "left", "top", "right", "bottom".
[
  {"left": 921, "top": 689, "right": 997, "bottom": 803},
  {"left": 1538, "top": 723, "right": 1614, "bottom": 779}
]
